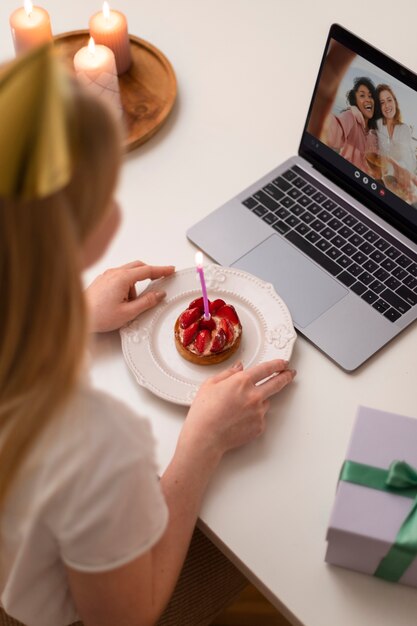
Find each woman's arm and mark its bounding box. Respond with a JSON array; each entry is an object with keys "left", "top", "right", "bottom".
[
  {"left": 66, "top": 360, "right": 296, "bottom": 626},
  {"left": 307, "top": 41, "right": 356, "bottom": 140}
]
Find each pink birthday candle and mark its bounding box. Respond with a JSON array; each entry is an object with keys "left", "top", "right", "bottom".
[{"left": 195, "top": 251, "right": 211, "bottom": 320}]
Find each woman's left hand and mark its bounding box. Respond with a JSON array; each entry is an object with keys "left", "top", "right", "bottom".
[{"left": 85, "top": 260, "right": 175, "bottom": 332}]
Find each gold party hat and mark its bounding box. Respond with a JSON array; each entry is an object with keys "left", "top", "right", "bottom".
[{"left": 0, "top": 44, "right": 73, "bottom": 200}]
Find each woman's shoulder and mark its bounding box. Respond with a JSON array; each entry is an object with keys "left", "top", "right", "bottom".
[
  {"left": 38, "top": 382, "right": 156, "bottom": 467},
  {"left": 395, "top": 122, "right": 413, "bottom": 138},
  {"left": 72, "top": 383, "right": 152, "bottom": 444},
  {"left": 337, "top": 106, "right": 364, "bottom": 130},
  {"left": 337, "top": 108, "right": 355, "bottom": 121},
  {"left": 69, "top": 382, "right": 145, "bottom": 425}
]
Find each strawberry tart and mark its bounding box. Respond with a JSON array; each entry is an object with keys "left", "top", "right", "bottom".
[{"left": 174, "top": 297, "right": 242, "bottom": 365}]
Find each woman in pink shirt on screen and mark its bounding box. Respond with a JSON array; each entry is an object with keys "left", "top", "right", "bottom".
[{"left": 324, "top": 76, "right": 379, "bottom": 172}]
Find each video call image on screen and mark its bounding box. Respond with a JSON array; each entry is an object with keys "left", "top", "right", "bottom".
[{"left": 307, "top": 39, "right": 417, "bottom": 208}]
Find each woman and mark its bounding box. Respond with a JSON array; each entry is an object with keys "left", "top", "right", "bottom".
[
  {"left": 0, "top": 46, "right": 296, "bottom": 626},
  {"left": 323, "top": 76, "right": 379, "bottom": 172},
  {"left": 376, "top": 83, "right": 416, "bottom": 175}
]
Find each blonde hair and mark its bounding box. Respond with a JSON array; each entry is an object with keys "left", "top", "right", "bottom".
[{"left": 0, "top": 86, "right": 122, "bottom": 510}]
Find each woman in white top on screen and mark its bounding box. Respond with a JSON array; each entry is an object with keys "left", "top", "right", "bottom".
[
  {"left": 0, "top": 46, "right": 296, "bottom": 626},
  {"left": 376, "top": 83, "right": 416, "bottom": 175}
]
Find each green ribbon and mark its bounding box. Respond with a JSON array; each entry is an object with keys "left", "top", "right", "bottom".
[{"left": 340, "top": 459, "right": 417, "bottom": 582}]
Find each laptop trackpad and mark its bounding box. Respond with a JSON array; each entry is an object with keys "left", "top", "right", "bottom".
[{"left": 232, "top": 234, "right": 347, "bottom": 328}]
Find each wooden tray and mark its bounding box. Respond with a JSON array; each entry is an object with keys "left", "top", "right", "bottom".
[{"left": 54, "top": 30, "right": 177, "bottom": 152}]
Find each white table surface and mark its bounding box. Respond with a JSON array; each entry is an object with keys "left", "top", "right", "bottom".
[{"left": 2, "top": 1, "right": 417, "bottom": 624}]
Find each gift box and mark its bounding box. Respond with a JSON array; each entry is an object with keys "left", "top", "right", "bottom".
[{"left": 325, "top": 405, "right": 417, "bottom": 587}]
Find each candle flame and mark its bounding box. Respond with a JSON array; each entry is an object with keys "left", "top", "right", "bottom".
[
  {"left": 88, "top": 37, "right": 96, "bottom": 55},
  {"left": 195, "top": 251, "right": 203, "bottom": 268},
  {"left": 24, "top": 0, "right": 33, "bottom": 16},
  {"left": 102, "top": 1, "right": 110, "bottom": 19}
]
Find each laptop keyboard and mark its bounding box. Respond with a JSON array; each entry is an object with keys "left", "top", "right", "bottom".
[{"left": 242, "top": 165, "right": 417, "bottom": 323}]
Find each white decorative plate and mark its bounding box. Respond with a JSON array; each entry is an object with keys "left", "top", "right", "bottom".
[{"left": 120, "top": 265, "right": 297, "bottom": 405}]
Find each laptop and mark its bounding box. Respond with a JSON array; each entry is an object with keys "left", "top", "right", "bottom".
[{"left": 187, "top": 24, "right": 417, "bottom": 371}]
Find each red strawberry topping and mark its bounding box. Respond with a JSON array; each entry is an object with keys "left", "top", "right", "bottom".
[
  {"left": 210, "top": 329, "right": 226, "bottom": 353},
  {"left": 182, "top": 322, "right": 199, "bottom": 346},
  {"left": 188, "top": 297, "right": 205, "bottom": 313},
  {"left": 209, "top": 299, "right": 226, "bottom": 314},
  {"left": 217, "top": 304, "right": 240, "bottom": 325},
  {"left": 195, "top": 329, "right": 211, "bottom": 354},
  {"left": 179, "top": 306, "right": 201, "bottom": 329},
  {"left": 219, "top": 318, "right": 234, "bottom": 343}
]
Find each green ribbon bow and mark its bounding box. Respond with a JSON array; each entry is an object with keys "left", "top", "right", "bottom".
[{"left": 340, "top": 459, "right": 417, "bottom": 582}]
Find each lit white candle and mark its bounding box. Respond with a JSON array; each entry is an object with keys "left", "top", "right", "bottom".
[
  {"left": 73, "top": 37, "right": 123, "bottom": 118},
  {"left": 195, "top": 251, "right": 211, "bottom": 320},
  {"left": 9, "top": 1, "right": 53, "bottom": 55},
  {"left": 89, "top": 2, "right": 132, "bottom": 75}
]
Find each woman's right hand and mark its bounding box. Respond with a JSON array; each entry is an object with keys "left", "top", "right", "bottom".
[{"left": 180, "top": 359, "right": 296, "bottom": 465}]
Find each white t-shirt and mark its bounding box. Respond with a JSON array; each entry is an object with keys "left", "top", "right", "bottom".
[
  {"left": 376, "top": 118, "right": 416, "bottom": 174},
  {"left": 0, "top": 383, "right": 169, "bottom": 626}
]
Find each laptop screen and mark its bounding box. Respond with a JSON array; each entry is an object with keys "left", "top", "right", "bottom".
[{"left": 300, "top": 24, "right": 417, "bottom": 243}]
